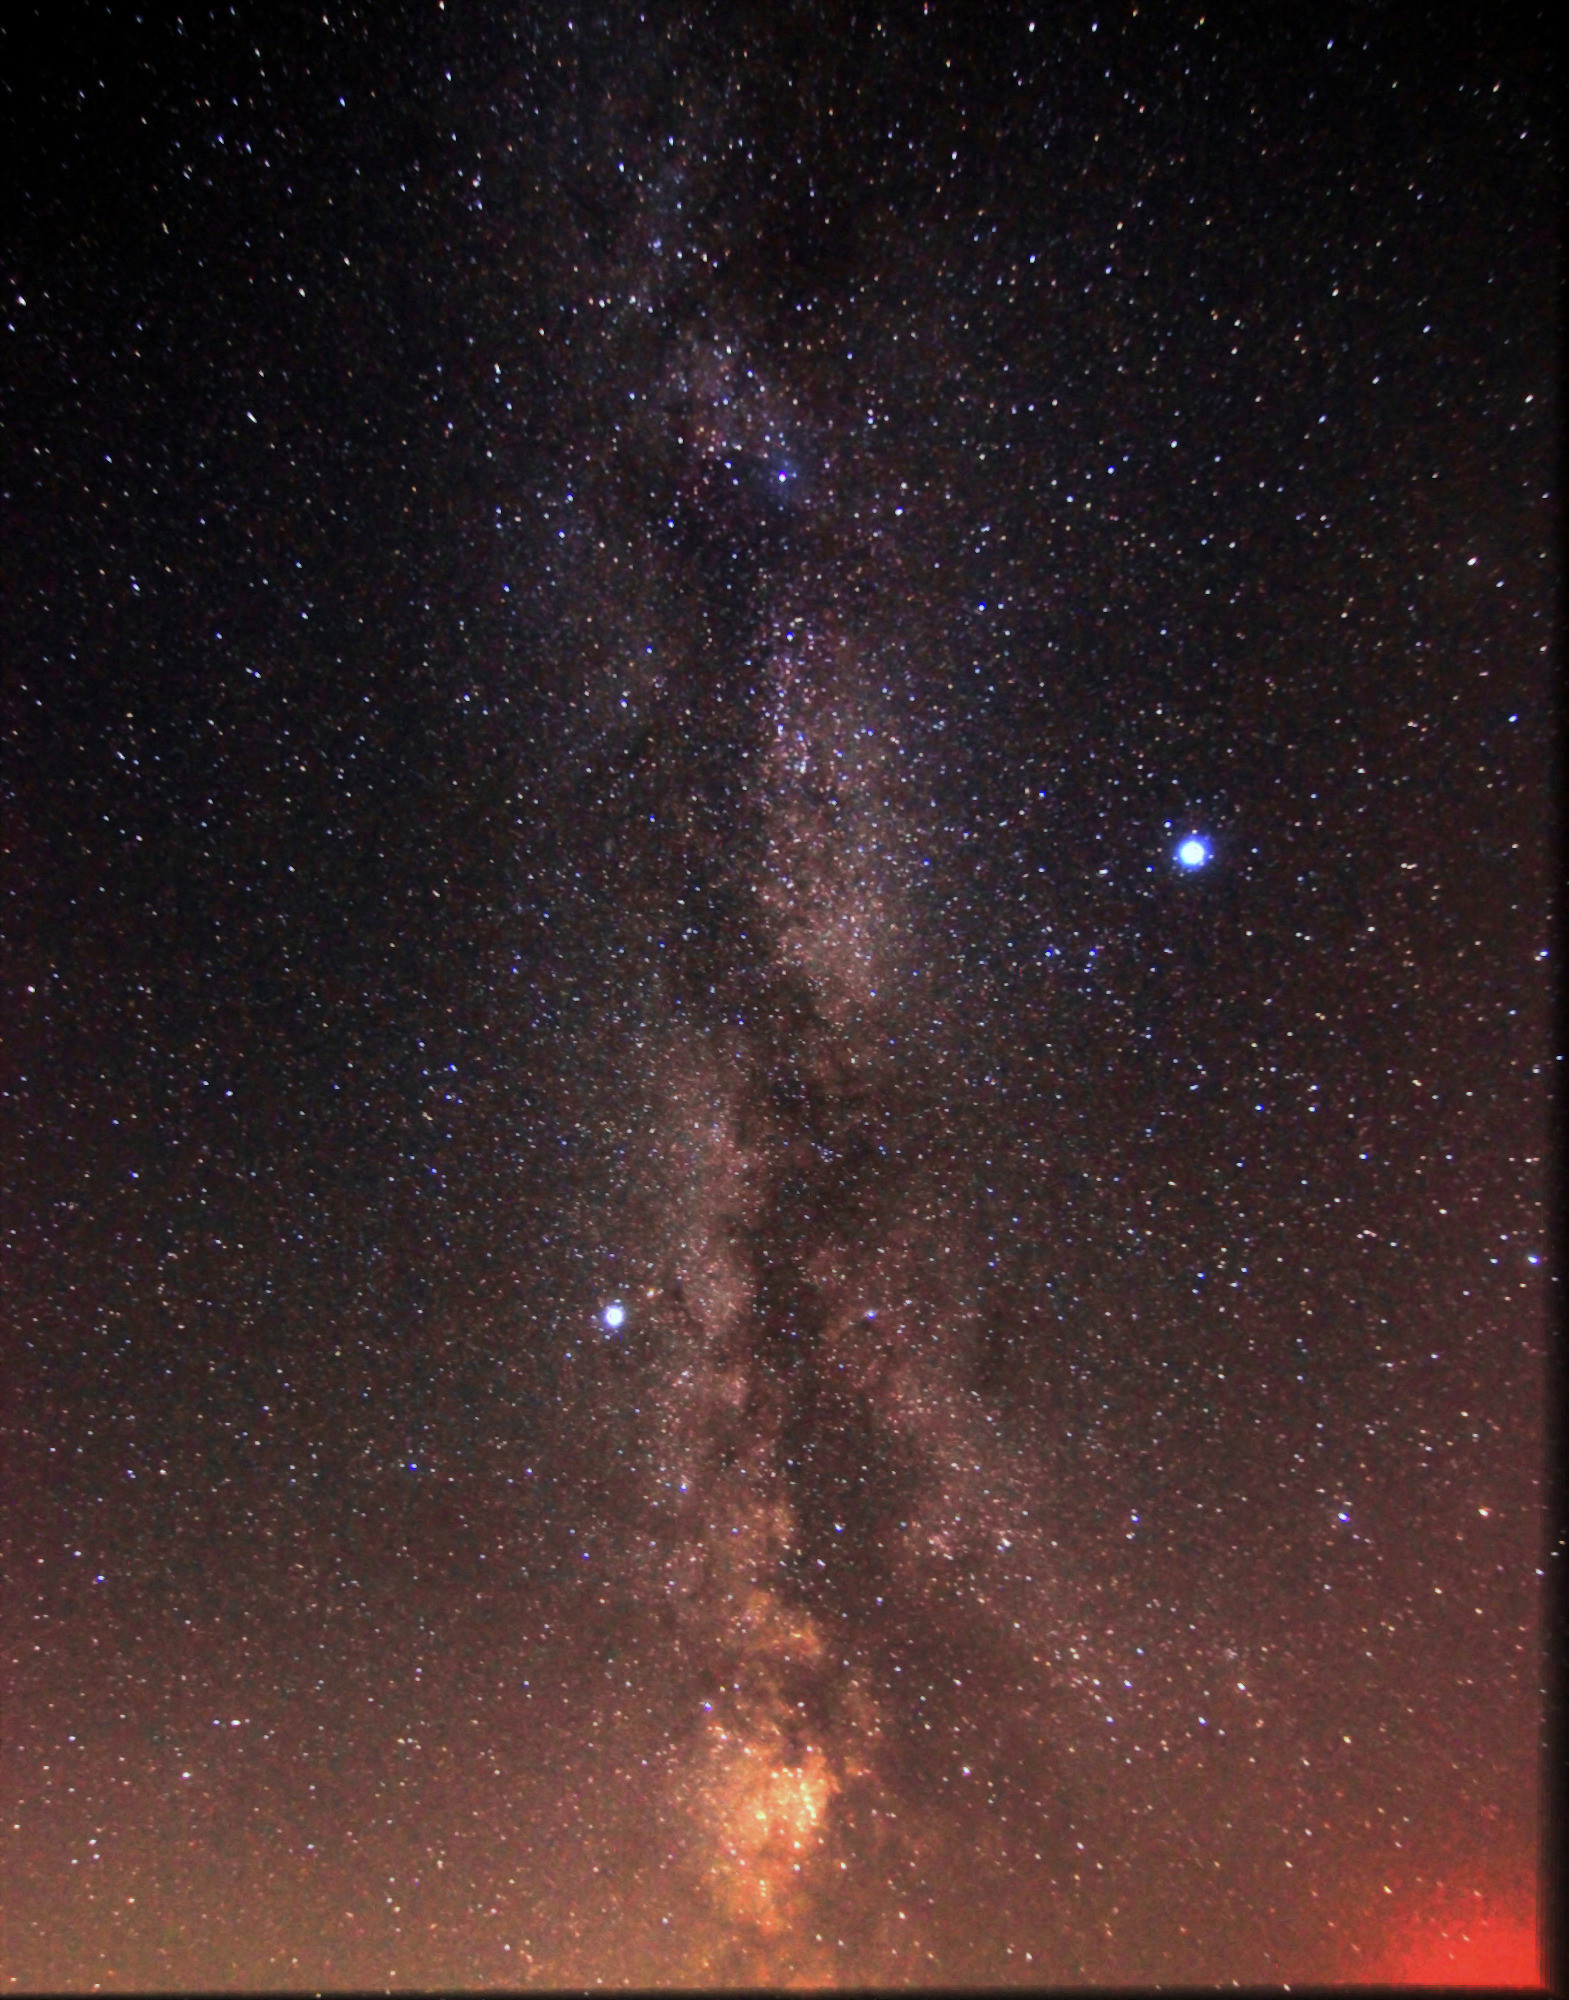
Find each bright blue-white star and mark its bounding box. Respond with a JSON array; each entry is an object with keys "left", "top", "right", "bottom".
[
  {"left": 1176, "top": 836, "right": 1210, "bottom": 869},
  {"left": 603, "top": 1301, "right": 626, "bottom": 1330}
]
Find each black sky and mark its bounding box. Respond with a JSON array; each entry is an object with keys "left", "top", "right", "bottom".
[{"left": 1, "top": 2, "right": 1557, "bottom": 1988}]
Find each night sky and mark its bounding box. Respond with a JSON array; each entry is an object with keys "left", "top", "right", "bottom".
[{"left": 1, "top": 2, "right": 1556, "bottom": 1989}]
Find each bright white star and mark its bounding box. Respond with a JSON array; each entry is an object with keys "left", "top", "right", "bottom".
[
  {"left": 1176, "top": 836, "right": 1209, "bottom": 869},
  {"left": 603, "top": 1301, "right": 626, "bottom": 1330}
]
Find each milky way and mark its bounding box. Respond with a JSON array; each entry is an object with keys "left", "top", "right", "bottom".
[{"left": 2, "top": 4, "right": 1555, "bottom": 1990}]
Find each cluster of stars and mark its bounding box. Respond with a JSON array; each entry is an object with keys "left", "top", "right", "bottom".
[{"left": 1, "top": 3, "right": 1549, "bottom": 1991}]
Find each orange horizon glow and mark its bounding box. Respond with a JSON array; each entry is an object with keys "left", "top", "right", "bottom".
[{"left": 1359, "top": 1884, "right": 1540, "bottom": 1988}]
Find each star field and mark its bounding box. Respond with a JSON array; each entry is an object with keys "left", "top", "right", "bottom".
[{"left": 1, "top": 2, "right": 1556, "bottom": 1989}]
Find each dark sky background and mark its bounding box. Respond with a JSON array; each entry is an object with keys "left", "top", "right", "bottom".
[{"left": 1, "top": 1, "right": 1556, "bottom": 1989}]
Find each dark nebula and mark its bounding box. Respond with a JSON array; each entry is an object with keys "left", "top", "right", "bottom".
[{"left": 1, "top": 2, "right": 1555, "bottom": 1989}]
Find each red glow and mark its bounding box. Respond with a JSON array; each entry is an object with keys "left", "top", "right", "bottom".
[{"left": 1369, "top": 1888, "right": 1539, "bottom": 1988}]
